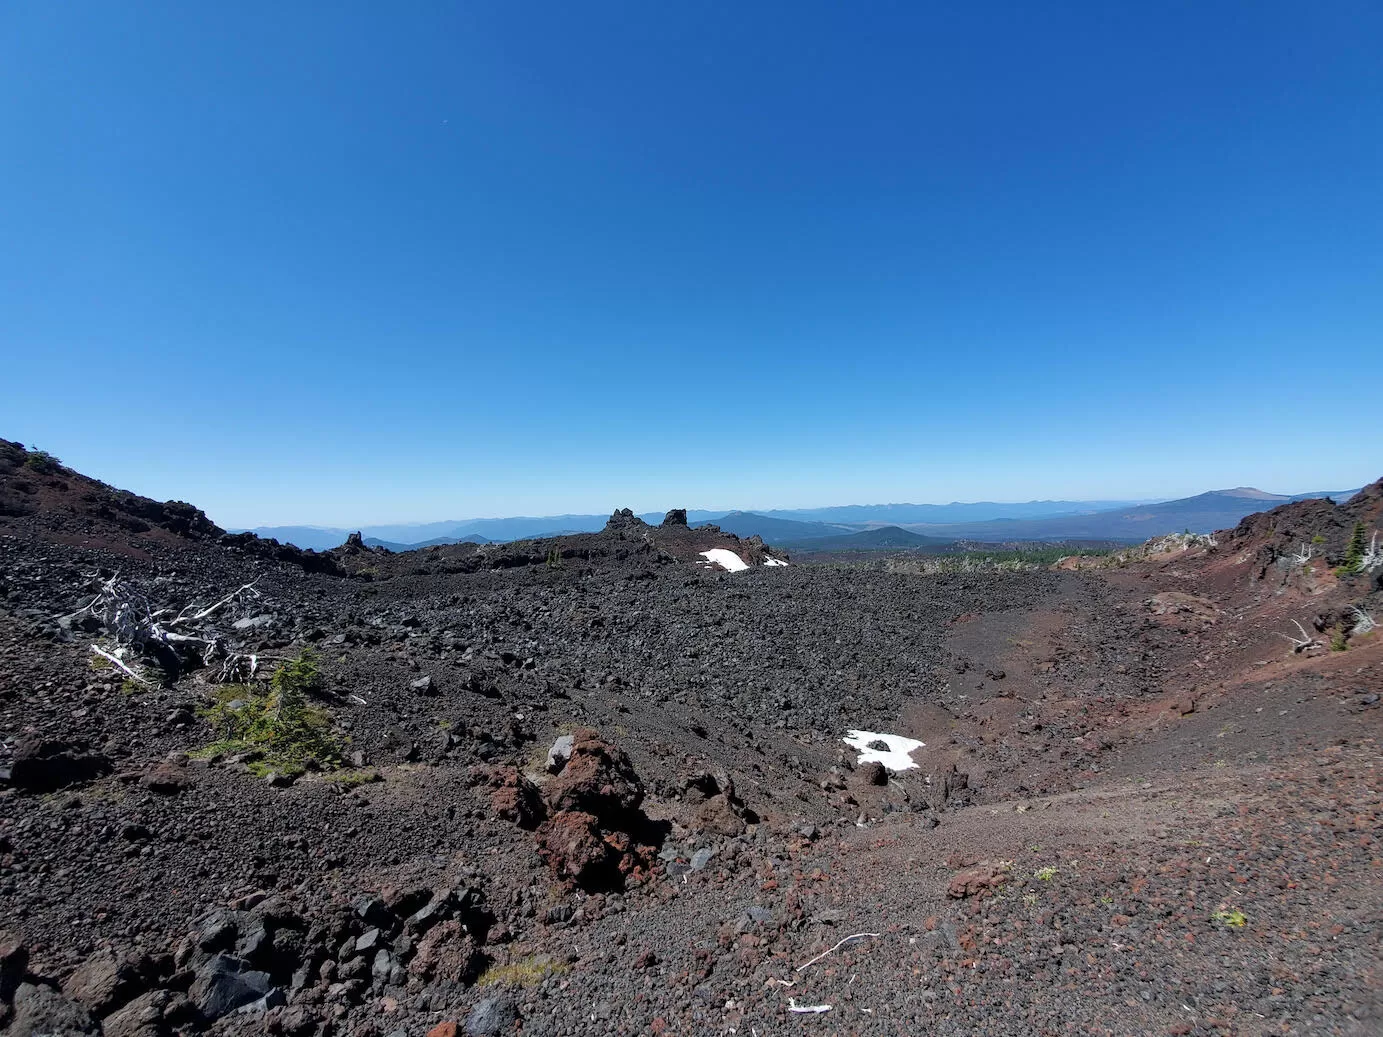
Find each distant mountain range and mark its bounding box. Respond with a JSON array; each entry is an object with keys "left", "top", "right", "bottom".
[
  {"left": 234, "top": 487, "right": 1360, "bottom": 552},
  {"left": 897, "top": 487, "right": 1359, "bottom": 543}
]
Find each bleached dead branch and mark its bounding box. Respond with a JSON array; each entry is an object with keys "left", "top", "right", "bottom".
[
  {"left": 1277, "top": 619, "right": 1321, "bottom": 654},
  {"left": 787, "top": 999, "right": 832, "bottom": 1014},
  {"left": 90, "top": 644, "right": 149, "bottom": 685},
  {"left": 1350, "top": 607, "right": 1378, "bottom": 636},
  {"left": 1289, "top": 543, "right": 1313, "bottom": 566},
  {"left": 67, "top": 575, "right": 270, "bottom": 683},
  {"left": 167, "top": 580, "right": 262, "bottom": 627},
  {"left": 1361, "top": 532, "right": 1382, "bottom": 573},
  {"left": 795, "top": 932, "right": 881, "bottom": 972}
]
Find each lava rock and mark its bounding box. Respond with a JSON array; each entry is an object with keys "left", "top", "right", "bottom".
[
  {"left": 407, "top": 921, "right": 481, "bottom": 985},
  {"left": 858, "top": 761, "right": 888, "bottom": 786},
  {"left": 8, "top": 733, "right": 112, "bottom": 792},
  {"left": 188, "top": 954, "right": 273, "bottom": 1022},
  {"left": 535, "top": 811, "right": 620, "bottom": 890},
  {"left": 542, "top": 729, "right": 643, "bottom": 819},
  {"left": 9, "top": 983, "right": 100, "bottom": 1036},
  {"left": 0, "top": 931, "right": 28, "bottom": 1003},
  {"left": 477, "top": 765, "right": 546, "bottom": 830},
  {"left": 62, "top": 949, "right": 144, "bottom": 1017},
  {"left": 947, "top": 862, "right": 1010, "bottom": 899},
  {"left": 465, "top": 993, "right": 519, "bottom": 1036}
]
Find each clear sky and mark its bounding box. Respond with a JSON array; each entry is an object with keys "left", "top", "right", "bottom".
[{"left": 2, "top": 2, "right": 1380, "bottom": 528}]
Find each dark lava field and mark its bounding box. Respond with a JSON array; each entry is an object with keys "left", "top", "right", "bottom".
[{"left": 2, "top": 441, "right": 1381, "bottom": 1036}]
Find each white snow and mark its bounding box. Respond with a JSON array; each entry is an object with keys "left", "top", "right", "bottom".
[
  {"left": 762, "top": 557, "right": 788, "bottom": 567},
  {"left": 699, "top": 548, "right": 750, "bottom": 573},
  {"left": 843, "top": 729, "right": 925, "bottom": 772}
]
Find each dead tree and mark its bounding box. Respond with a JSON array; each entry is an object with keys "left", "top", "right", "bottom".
[
  {"left": 62, "top": 576, "right": 267, "bottom": 684},
  {"left": 1278, "top": 619, "right": 1322, "bottom": 654}
]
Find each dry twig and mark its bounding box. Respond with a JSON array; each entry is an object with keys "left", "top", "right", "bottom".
[{"left": 795, "top": 932, "right": 881, "bottom": 972}]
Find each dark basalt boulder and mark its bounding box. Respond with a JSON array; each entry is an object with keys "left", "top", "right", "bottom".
[
  {"left": 661, "top": 508, "right": 688, "bottom": 527},
  {"left": 6, "top": 734, "right": 112, "bottom": 793}
]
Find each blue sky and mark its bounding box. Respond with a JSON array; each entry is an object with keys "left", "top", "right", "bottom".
[{"left": 2, "top": 2, "right": 1380, "bottom": 527}]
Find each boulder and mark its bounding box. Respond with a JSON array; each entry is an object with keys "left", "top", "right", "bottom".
[
  {"left": 8, "top": 733, "right": 112, "bottom": 792},
  {"left": 187, "top": 954, "right": 273, "bottom": 1022},
  {"left": 466, "top": 993, "right": 519, "bottom": 1036},
  {"left": 62, "top": 950, "right": 143, "bottom": 1017},
  {"left": 9, "top": 982, "right": 99, "bottom": 1036},
  {"left": 661, "top": 509, "right": 688, "bottom": 527},
  {"left": 535, "top": 811, "right": 620, "bottom": 890},
  {"left": 140, "top": 761, "right": 189, "bottom": 795},
  {"left": 475, "top": 766, "right": 546, "bottom": 830},
  {"left": 947, "top": 862, "right": 1009, "bottom": 899},
  {"left": 858, "top": 761, "right": 888, "bottom": 786},
  {"left": 101, "top": 989, "right": 174, "bottom": 1037},
  {"left": 407, "top": 921, "right": 481, "bottom": 985},
  {"left": 545, "top": 735, "right": 574, "bottom": 775},
  {"left": 0, "top": 931, "right": 27, "bottom": 1002},
  {"left": 542, "top": 729, "right": 643, "bottom": 820}
]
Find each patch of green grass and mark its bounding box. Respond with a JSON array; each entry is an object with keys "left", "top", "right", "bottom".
[
  {"left": 1211, "top": 906, "right": 1247, "bottom": 928},
  {"left": 1033, "top": 865, "right": 1058, "bottom": 881},
  {"left": 477, "top": 955, "right": 568, "bottom": 988},
  {"left": 193, "top": 650, "right": 341, "bottom": 775}
]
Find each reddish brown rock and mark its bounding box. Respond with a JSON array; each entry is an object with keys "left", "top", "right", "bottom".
[
  {"left": 694, "top": 794, "right": 746, "bottom": 836},
  {"left": 408, "top": 920, "right": 481, "bottom": 985},
  {"left": 475, "top": 765, "right": 545, "bottom": 829},
  {"left": 140, "top": 761, "right": 189, "bottom": 795},
  {"left": 542, "top": 729, "right": 643, "bottom": 819},
  {"left": 857, "top": 761, "right": 888, "bottom": 786},
  {"left": 535, "top": 811, "right": 619, "bottom": 890},
  {"left": 947, "top": 862, "right": 1010, "bottom": 899}
]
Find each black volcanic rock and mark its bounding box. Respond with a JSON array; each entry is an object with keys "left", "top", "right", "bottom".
[
  {"left": 7, "top": 734, "right": 112, "bottom": 793},
  {"left": 661, "top": 508, "right": 688, "bottom": 527},
  {"left": 605, "top": 508, "right": 644, "bottom": 531}
]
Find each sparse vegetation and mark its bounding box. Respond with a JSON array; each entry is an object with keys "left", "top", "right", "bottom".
[
  {"left": 23, "top": 448, "right": 61, "bottom": 473},
  {"left": 1033, "top": 865, "right": 1059, "bottom": 881},
  {"left": 1211, "top": 906, "right": 1248, "bottom": 929},
  {"left": 477, "top": 955, "right": 568, "bottom": 988},
  {"left": 888, "top": 545, "right": 1113, "bottom": 575},
  {"left": 328, "top": 768, "right": 382, "bottom": 787},
  {"left": 192, "top": 650, "right": 341, "bottom": 776},
  {"left": 1330, "top": 626, "right": 1349, "bottom": 652}
]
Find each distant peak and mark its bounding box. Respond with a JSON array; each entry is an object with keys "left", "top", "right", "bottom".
[{"left": 1214, "top": 487, "right": 1285, "bottom": 500}]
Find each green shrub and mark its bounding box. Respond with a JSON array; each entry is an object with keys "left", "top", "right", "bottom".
[
  {"left": 1343, "top": 522, "right": 1366, "bottom": 574},
  {"left": 1211, "top": 906, "right": 1247, "bottom": 928},
  {"left": 193, "top": 650, "right": 340, "bottom": 774},
  {"left": 23, "top": 449, "right": 61, "bottom": 474}
]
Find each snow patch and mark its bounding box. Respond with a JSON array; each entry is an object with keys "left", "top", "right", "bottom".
[
  {"left": 843, "top": 729, "right": 925, "bottom": 772},
  {"left": 763, "top": 556, "right": 788, "bottom": 567},
  {"left": 699, "top": 548, "right": 750, "bottom": 573}
]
